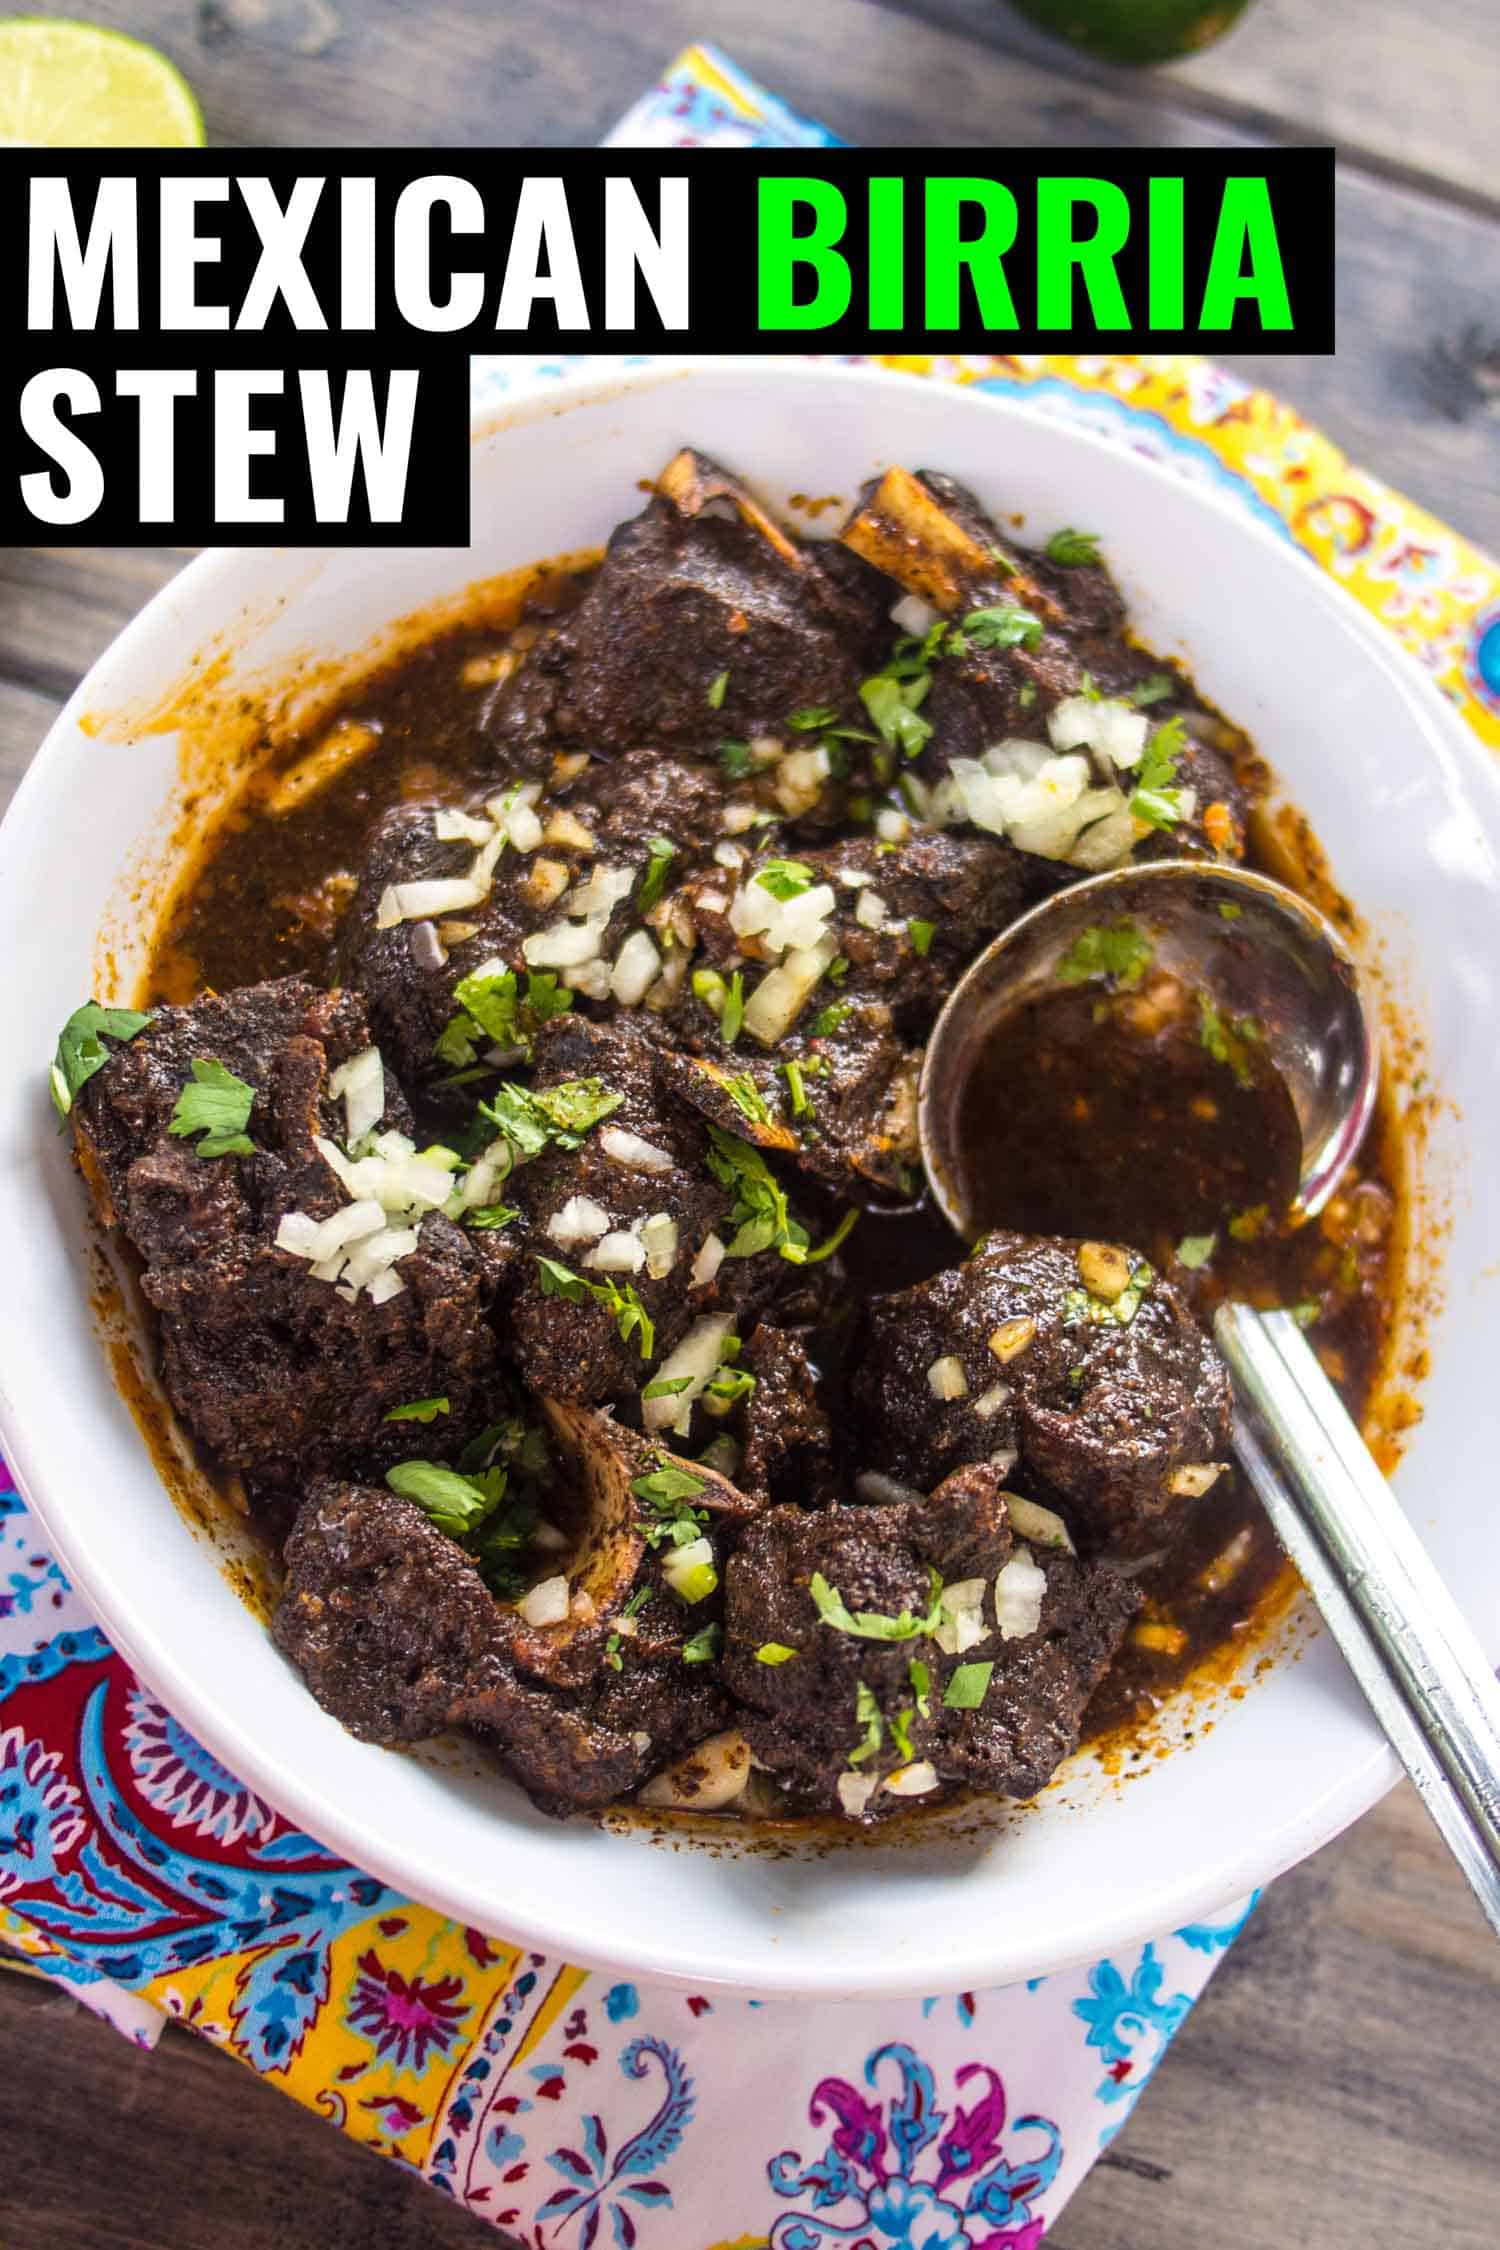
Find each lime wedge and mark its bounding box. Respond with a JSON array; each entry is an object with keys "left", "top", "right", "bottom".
[{"left": 0, "top": 17, "right": 205, "bottom": 146}]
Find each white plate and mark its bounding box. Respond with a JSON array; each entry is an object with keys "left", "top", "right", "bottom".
[{"left": 3, "top": 359, "right": 1498, "bottom": 1998}]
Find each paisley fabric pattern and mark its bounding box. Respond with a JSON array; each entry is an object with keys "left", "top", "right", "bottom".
[{"left": 6, "top": 47, "right": 1500, "bottom": 2244}]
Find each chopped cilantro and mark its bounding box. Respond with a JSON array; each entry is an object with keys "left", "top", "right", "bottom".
[
  {"left": 1129, "top": 717, "right": 1187, "bottom": 830},
  {"left": 631, "top": 1460, "right": 708, "bottom": 1548},
  {"left": 789, "top": 703, "right": 838, "bottom": 731},
  {"left": 704, "top": 1363, "right": 756, "bottom": 1409},
  {"left": 481, "top": 1075, "right": 621, "bottom": 1160},
  {"left": 1175, "top": 1234, "right": 1217, "bottom": 1270},
  {"left": 825, "top": 955, "right": 850, "bottom": 985},
  {"left": 889, "top": 1705, "right": 916, "bottom": 1763},
  {"left": 50, "top": 1002, "right": 154, "bottom": 1118},
  {"left": 604, "top": 1633, "right": 624, "bottom": 1671},
  {"left": 166, "top": 1057, "right": 257, "bottom": 1159},
  {"left": 1129, "top": 673, "right": 1175, "bottom": 708},
  {"left": 1045, "top": 527, "right": 1102, "bottom": 567},
  {"left": 720, "top": 971, "right": 745, "bottom": 1046},
  {"left": 1218, "top": 902, "right": 1243, "bottom": 921},
  {"left": 808, "top": 1001, "right": 851, "bottom": 1038},
  {"left": 436, "top": 968, "right": 572, "bottom": 1070},
  {"left": 466, "top": 1203, "right": 519, "bottom": 1230},
  {"left": 642, "top": 1374, "right": 695, "bottom": 1401},
  {"left": 706, "top": 1127, "right": 854, "bottom": 1267},
  {"left": 908, "top": 1657, "right": 932, "bottom": 1717},
  {"left": 908, "top": 918, "right": 935, "bottom": 957},
  {"left": 860, "top": 669, "right": 934, "bottom": 762},
  {"left": 636, "top": 836, "right": 676, "bottom": 913},
  {"left": 1197, "top": 994, "right": 1262, "bottom": 1087},
  {"left": 718, "top": 737, "right": 753, "bottom": 781},
  {"left": 809, "top": 1567, "right": 944, "bottom": 1644},
  {"left": 781, "top": 1058, "right": 811, "bottom": 1119},
  {"left": 721, "top": 1071, "right": 772, "bottom": 1127},
  {"left": 755, "top": 858, "right": 816, "bottom": 901},
  {"left": 1228, "top": 1204, "right": 1268, "bottom": 1242},
  {"left": 383, "top": 1396, "right": 450, "bottom": 1424},
  {"left": 959, "top": 601, "right": 1044, "bottom": 652},
  {"left": 1290, "top": 1299, "right": 1322, "bottom": 1329},
  {"left": 535, "top": 1255, "right": 655, "bottom": 1359},
  {"left": 1057, "top": 919, "right": 1152, "bottom": 991},
  {"left": 682, "top": 1623, "right": 721, "bottom": 1664},
  {"left": 386, "top": 1459, "right": 504, "bottom": 1538},
  {"left": 755, "top": 1641, "right": 798, "bottom": 1665},
  {"left": 1062, "top": 1259, "right": 1154, "bottom": 1329},
  {"left": 943, "top": 1660, "right": 995, "bottom": 1710},
  {"left": 707, "top": 669, "right": 729, "bottom": 710},
  {"left": 1017, "top": 680, "right": 1037, "bottom": 709},
  {"left": 847, "top": 1680, "right": 885, "bottom": 1767}
]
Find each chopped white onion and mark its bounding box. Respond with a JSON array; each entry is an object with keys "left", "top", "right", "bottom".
[
  {"left": 569, "top": 958, "right": 613, "bottom": 1000},
  {"left": 891, "top": 591, "right": 940, "bottom": 635},
  {"left": 610, "top": 928, "right": 662, "bottom": 1007},
  {"left": 713, "top": 840, "right": 745, "bottom": 869},
  {"left": 1047, "top": 695, "right": 1148, "bottom": 770},
  {"left": 875, "top": 807, "right": 911, "bottom": 844},
  {"left": 927, "top": 1354, "right": 969, "bottom": 1402},
  {"left": 600, "top": 1125, "right": 674, "bottom": 1174},
  {"left": 742, "top": 936, "right": 839, "bottom": 1048},
  {"left": 1003, "top": 1494, "right": 1076, "bottom": 1554},
  {"left": 1165, "top": 1461, "right": 1225, "bottom": 1499},
  {"left": 994, "top": 1547, "right": 1047, "bottom": 1641},
  {"left": 366, "top": 1267, "right": 406, "bottom": 1305},
  {"left": 433, "top": 806, "right": 494, "bottom": 845},
  {"left": 883, "top": 1760, "right": 940, "bottom": 1798},
  {"left": 275, "top": 1211, "right": 324, "bottom": 1257},
  {"left": 972, "top": 1383, "right": 1010, "bottom": 1421},
  {"left": 329, "top": 1045, "right": 385, "bottom": 1148},
  {"left": 522, "top": 857, "right": 571, "bottom": 909},
  {"left": 720, "top": 801, "right": 760, "bottom": 835},
  {"left": 584, "top": 1230, "right": 647, "bottom": 1274},
  {"left": 640, "top": 1212, "right": 680, "bottom": 1280},
  {"left": 546, "top": 1196, "right": 611, "bottom": 1247},
  {"left": 935, "top": 1577, "right": 989, "bottom": 1656},
  {"left": 855, "top": 1471, "right": 928, "bottom": 1508},
  {"left": 568, "top": 862, "right": 635, "bottom": 919},
  {"left": 518, "top": 1575, "right": 570, "bottom": 1628},
  {"left": 773, "top": 745, "right": 831, "bottom": 816},
  {"left": 524, "top": 918, "right": 607, "bottom": 969},
  {"left": 642, "top": 1311, "right": 736, "bottom": 1434},
  {"left": 1067, "top": 803, "right": 1136, "bottom": 872},
  {"left": 855, "top": 888, "right": 889, "bottom": 932},
  {"left": 638, "top": 1730, "right": 752, "bottom": 1813},
  {"left": 542, "top": 808, "right": 596, "bottom": 853},
  {"left": 408, "top": 920, "right": 447, "bottom": 972},
  {"left": 308, "top": 1199, "right": 387, "bottom": 1262},
  {"left": 379, "top": 876, "right": 487, "bottom": 925},
  {"left": 690, "top": 1232, "right": 726, "bottom": 1289},
  {"left": 730, "top": 874, "right": 838, "bottom": 958},
  {"left": 837, "top": 1771, "right": 879, "bottom": 1820},
  {"left": 661, "top": 1536, "right": 716, "bottom": 1600}
]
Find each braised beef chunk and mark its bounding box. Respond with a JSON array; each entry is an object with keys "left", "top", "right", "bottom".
[
  {"left": 144, "top": 1209, "right": 499, "bottom": 1485},
  {"left": 483, "top": 453, "right": 890, "bottom": 767},
  {"left": 273, "top": 1480, "right": 510, "bottom": 1743},
  {"left": 73, "top": 977, "right": 399, "bottom": 1264},
  {"left": 855, "top": 1230, "right": 1232, "bottom": 1556},
  {"left": 496, "top": 1015, "right": 778, "bottom": 1405},
  {"left": 738, "top": 1326, "right": 837, "bottom": 1509},
  {"left": 721, "top": 1474, "right": 1138, "bottom": 1819}
]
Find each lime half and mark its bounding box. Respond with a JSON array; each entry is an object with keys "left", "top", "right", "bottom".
[{"left": 0, "top": 17, "right": 205, "bottom": 145}]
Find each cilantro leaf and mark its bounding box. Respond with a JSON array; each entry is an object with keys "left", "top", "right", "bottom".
[
  {"left": 808, "top": 1001, "right": 851, "bottom": 1038},
  {"left": 706, "top": 1125, "right": 852, "bottom": 1267},
  {"left": 536, "top": 1255, "right": 655, "bottom": 1360},
  {"left": 50, "top": 1002, "right": 154, "bottom": 1119},
  {"left": 707, "top": 669, "right": 729, "bottom": 710},
  {"left": 436, "top": 969, "right": 574, "bottom": 1073},
  {"left": 907, "top": 918, "right": 935, "bottom": 958},
  {"left": 681, "top": 1622, "right": 721, "bottom": 1664},
  {"left": 1129, "top": 717, "right": 1188, "bottom": 830},
  {"left": 1057, "top": 919, "right": 1153, "bottom": 991},
  {"left": 1175, "top": 1234, "right": 1217, "bottom": 1270},
  {"left": 386, "top": 1459, "right": 505, "bottom": 1537},
  {"left": 943, "top": 1660, "right": 995, "bottom": 1710},
  {"left": 481, "top": 1075, "right": 621, "bottom": 1162},
  {"left": 959, "top": 602, "right": 1044, "bottom": 653},
  {"left": 720, "top": 1071, "right": 771, "bottom": 1127},
  {"left": 466, "top": 1203, "right": 519, "bottom": 1230},
  {"left": 847, "top": 1680, "right": 885, "bottom": 1767},
  {"left": 383, "top": 1396, "right": 450, "bottom": 1424},
  {"left": 166, "top": 1057, "right": 257, "bottom": 1159},
  {"left": 908, "top": 1657, "right": 932, "bottom": 1716},
  {"left": 1062, "top": 1259, "right": 1155, "bottom": 1329},
  {"left": 755, "top": 1642, "right": 798, "bottom": 1665},
  {"left": 1129, "top": 673, "right": 1175, "bottom": 708},
  {"left": 631, "top": 1460, "right": 708, "bottom": 1548},
  {"left": 755, "top": 858, "right": 816, "bottom": 901},
  {"left": 860, "top": 671, "right": 933, "bottom": 762},
  {"left": 1045, "top": 528, "right": 1101, "bottom": 567},
  {"left": 636, "top": 836, "right": 676, "bottom": 913},
  {"left": 718, "top": 737, "right": 753, "bottom": 781},
  {"left": 1197, "top": 994, "right": 1262, "bottom": 1087},
  {"left": 809, "top": 1568, "right": 944, "bottom": 1644},
  {"left": 720, "top": 971, "right": 745, "bottom": 1046}
]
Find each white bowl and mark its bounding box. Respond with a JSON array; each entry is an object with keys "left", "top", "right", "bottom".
[{"left": 3, "top": 359, "right": 1498, "bottom": 1999}]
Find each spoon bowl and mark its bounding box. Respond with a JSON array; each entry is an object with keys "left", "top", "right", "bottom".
[{"left": 918, "top": 858, "right": 1378, "bottom": 1243}]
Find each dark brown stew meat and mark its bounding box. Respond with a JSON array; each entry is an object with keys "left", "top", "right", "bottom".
[{"left": 55, "top": 454, "right": 1402, "bottom": 1823}]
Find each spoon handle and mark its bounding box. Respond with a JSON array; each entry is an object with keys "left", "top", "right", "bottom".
[{"left": 1214, "top": 1303, "right": 1500, "bottom": 1938}]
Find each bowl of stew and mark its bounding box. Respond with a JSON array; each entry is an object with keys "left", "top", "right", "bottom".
[{"left": 2, "top": 358, "right": 1497, "bottom": 1997}]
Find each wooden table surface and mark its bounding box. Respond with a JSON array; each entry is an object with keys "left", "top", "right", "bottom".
[{"left": 4, "top": 2, "right": 1498, "bottom": 2244}]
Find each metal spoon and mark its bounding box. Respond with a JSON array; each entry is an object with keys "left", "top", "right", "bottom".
[{"left": 918, "top": 857, "right": 1500, "bottom": 1935}]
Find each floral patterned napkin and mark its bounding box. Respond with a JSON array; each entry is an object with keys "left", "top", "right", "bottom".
[{"left": 5, "top": 45, "right": 1500, "bottom": 2250}]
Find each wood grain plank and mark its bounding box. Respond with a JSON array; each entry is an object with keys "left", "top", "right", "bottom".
[
  {"left": 0, "top": 678, "right": 67, "bottom": 811},
  {"left": 1066, "top": 1784, "right": 1500, "bottom": 2247},
  {"left": 876, "top": 0, "right": 1500, "bottom": 217},
  {"left": 0, "top": 549, "right": 184, "bottom": 706}
]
